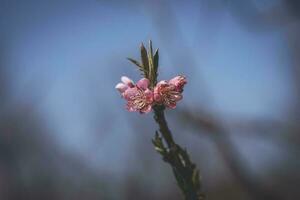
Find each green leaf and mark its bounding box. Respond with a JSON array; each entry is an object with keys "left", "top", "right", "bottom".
[
  {"left": 178, "top": 147, "right": 192, "bottom": 166},
  {"left": 192, "top": 169, "right": 200, "bottom": 188},
  {"left": 140, "top": 43, "right": 149, "bottom": 78},
  {"left": 127, "top": 57, "right": 147, "bottom": 76},
  {"left": 153, "top": 48, "right": 159, "bottom": 81},
  {"left": 148, "top": 40, "right": 154, "bottom": 85},
  {"left": 127, "top": 58, "right": 142, "bottom": 68},
  {"left": 152, "top": 131, "right": 167, "bottom": 156}
]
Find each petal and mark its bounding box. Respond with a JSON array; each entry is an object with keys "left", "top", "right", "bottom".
[
  {"left": 126, "top": 104, "right": 136, "bottom": 112},
  {"left": 169, "top": 75, "right": 187, "bottom": 92},
  {"left": 144, "top": 89, "right": 153, "bottom": 103},
  {"left": 123, "top": 87, "right": 138, "bottom": 100},
  {"left": 168, "top": 76, "right": 179, "bottom": 85},
  {"left": 167, "top": 103, "right": 177, "bottom": 109},
  {"left": 121, "top": 76, "right": 134, "bottom": 87},
  {"left": 156, "top": 80, "right": 168, "bottom": 87},
  {"left": 154, "top": 93, "right": 162, "bottom": 102},
  {"left": 153, "top": 87, "right": 160, "bottom": 102},
  {"left": 115, "top": 83, "right": 128, "bottom": 93},
  {"left": 136, "top": 78, "right": 150, "bottom": 90}
]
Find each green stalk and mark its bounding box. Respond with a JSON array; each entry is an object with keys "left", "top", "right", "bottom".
[
  {"left": 128, "top": 41, "right": 206, "bottom": 199},
  {"left": 152, "top": 105, "right": 206, "bottom": 200}
]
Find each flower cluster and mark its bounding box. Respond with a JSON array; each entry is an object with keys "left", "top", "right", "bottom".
[{"left": 116, "top": 75, "right": 187, "bottom": 113}]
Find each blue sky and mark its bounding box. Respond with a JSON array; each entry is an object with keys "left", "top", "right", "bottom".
[{"left": 0, "top": 0, "right": 294, "bottom": 174}]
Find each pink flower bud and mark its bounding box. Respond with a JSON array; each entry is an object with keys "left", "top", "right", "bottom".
[
  {"left": 121, "top": 76, "right": 134, "bottom": 87},
  {"left": 136, "top": 78, "right": 150, "bottom": 90},
  {"left": 116, "top": 76, "right": 135, "bottom": 96},
  {"left": 115, "top": 83, "right": 128, "bottom": 93}
]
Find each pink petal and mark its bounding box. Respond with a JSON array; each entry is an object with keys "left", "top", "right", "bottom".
[
  {"left": 121, "top": 76, "right": 134, "bottom": 87},
  {"left": 169, "top": 75, "right": 185, "bottom": 84},
  {"left": 167, "top": 103, "right": 177, "bottom": 109},
  {"left": 144, "top": 89, "right": 153, "bottom": 103},
  {"left": 169, "top": 75, "right": 187, "bottom": 91},
  {"left": 115, "top": 83, "right": 128, "bottom": 93},
  {"left": 169, "top": 76, "right": 180, "bottom": 85},
  {"left": 153, "top": 87, "right": 162, "bottom": 102},
  {"left": 154, "top": 93, "right": 161, "bottom": 102},
  {"left": 126, "top": 104, "right": 136, "bottom": 112},
  {"left": 123, "top": 87, "right": 138, "bottom": 100},
  {"left": 153, "top": 84, "right": 165, "bottom": 103},
  {"left": 156, "top": 80, "right": 168, "bottom": 87},
  {"left": 136, "top": 78, "right": 150, "bottom": 90}
]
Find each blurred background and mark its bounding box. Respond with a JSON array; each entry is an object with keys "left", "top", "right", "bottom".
[{"left": 0, "top": 0, "right": 299, "bottom": 199}]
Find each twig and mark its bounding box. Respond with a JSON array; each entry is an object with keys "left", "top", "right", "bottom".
[{"left": 152, "top": 105, "right": 205, "bottom": 200}]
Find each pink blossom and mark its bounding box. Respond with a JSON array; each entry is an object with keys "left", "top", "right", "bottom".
[
  {"left": 117, "top": 78, "right": 153, "bottom": 113},
  {"left": 116, "top": 75, "right": 186, "bottom": 112},
  {"left": 168, "top": 75, "right": 187, "bottom": 92},
  {"left": 154, "top": 80, "right": 183, "bottom": 109}
]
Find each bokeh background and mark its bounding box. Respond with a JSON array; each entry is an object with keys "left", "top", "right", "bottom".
[{"left": 0, "top": 0, "right": 300, "bottom": 199}]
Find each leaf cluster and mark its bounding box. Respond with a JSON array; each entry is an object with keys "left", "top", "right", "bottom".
[{"left": 127, "top": 40, "right": 159, "bottom": 88}]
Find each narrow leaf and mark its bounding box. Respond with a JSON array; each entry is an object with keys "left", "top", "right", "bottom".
[
  {"left": 149, "top": 40, "right": 154, "bottom": 56},
  {"left": 127, "top": 58, "right": 146, "bottom": 77},
  {"left": 127, "top": 58, "right": 143, "bottom": 68},
  {"left": 152, "top": 131, "right": 169, "bottom": 157},
  {"left": 153, "top": 48, "right": 159, "bottom": 83},
  {"left": 140, "top": 43, "right": 149, "bottom": 78},
  {"left": 148, "top": 40, "right": 154, "bottom": 85},
  {"left": 192, "top": 169, "right": 200, "bottom": 188}
]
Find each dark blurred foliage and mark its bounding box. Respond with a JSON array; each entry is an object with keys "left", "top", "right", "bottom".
[{"left": 0, "top": 0, "right": 300, "bottom": 200}]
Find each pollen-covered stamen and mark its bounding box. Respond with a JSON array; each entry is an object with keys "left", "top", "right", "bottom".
[
  {"left": 129, "top": 89, "right": 148, "bottom": 109},
  {"left": 164, "top": 91, "right": 182, "bottom": 104},
  {"left": 160, "top": 86, "right": 182, "bottom": 107},
  {"left": 134, "top": 99, "right": 146, "bottom": 109}
]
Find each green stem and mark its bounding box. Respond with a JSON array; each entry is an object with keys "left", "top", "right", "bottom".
[
  {"left": 153, "top": 105, "right": 206, "bottom": 200},
  {"left": 153, "top": 105, "right": 175, "bottom": 148}
]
